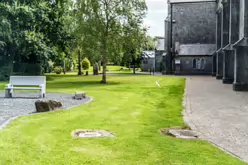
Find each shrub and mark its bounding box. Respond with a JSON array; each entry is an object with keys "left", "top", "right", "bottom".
[
  {"left": 160, "top": 60, "right": 165, "bottom": 72},
  {"left": 82, "top": 58, "right": 91, "bottom": 70},
  {"left": 0, "top": 65, "right": 12, "bottom": 81},
  {"left": 54, "top": 66, "right": 62, "bottom": 74}
]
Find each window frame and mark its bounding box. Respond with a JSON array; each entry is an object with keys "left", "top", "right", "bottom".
[{"left": 192, "top": 59, "right": 197, "bottom": 69}]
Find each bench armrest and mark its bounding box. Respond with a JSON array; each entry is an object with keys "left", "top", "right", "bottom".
[
  {"left": 39, "top": 84, "right": 46, "bottom": 93},
  {"left": 5, "top": 84, "right": 12, "bottom": 88}
]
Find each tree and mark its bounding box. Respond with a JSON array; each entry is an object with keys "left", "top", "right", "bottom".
[
  {"left": 82, "top": 58, "right": 91, "bottom": 70},
  {"left": 144, "top": 35, "right": 156, "bottom": 50},
  {"left": 74, "top": 0, "right": 147, "bottom": 83},
  {"left": 122, "top": 19, "right": 147, "bottom": 74},
  {"left": 0, "top": 0, "right": 72, "bottom": 79}
]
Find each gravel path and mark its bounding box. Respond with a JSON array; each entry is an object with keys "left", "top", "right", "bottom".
[
  {"left": 184, "top": 76, "right": 248, "bottom": 162},
  {"left": 0, "top": 92, "right": 92, "bottom": 129}
]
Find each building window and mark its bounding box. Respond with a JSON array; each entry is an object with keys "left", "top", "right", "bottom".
[
  {"left": 143, "top": 60, "right": 148, "bottom": 64},
  {"left": 196, "top": 59, "right": 201, "bottom": 69},
  {"left": 201, "top": 59, "right": 205, "bottom": 69},
  {"left": 193, "top": 59, "right": 196, "bottom": 68},
  {"left": 193, "top": 58, "right": 205, "bottom": 69}
]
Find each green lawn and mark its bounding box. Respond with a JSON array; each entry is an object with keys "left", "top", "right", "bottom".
[{"left": 0, "top": 75, "right": 245, "bottom": 165}]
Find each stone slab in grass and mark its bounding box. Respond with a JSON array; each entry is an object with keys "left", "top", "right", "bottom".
[
  {"left": 72, "top": 130, "right": 115, "bottom": 138},
  {"left": 167, "top": 129, "right": 198, "bottom": 139}
]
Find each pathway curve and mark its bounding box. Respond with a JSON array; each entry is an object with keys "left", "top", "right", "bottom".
[
  {"left": 0, "top": 92, "right": 92, "bottom": 130},
  {"left": 184, "top": 76, "right": 248, "bottom": 161}
]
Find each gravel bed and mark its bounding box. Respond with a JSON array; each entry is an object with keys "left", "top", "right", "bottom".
[{"left": 0, "top": 92, "right": 92, "bottom": 128}]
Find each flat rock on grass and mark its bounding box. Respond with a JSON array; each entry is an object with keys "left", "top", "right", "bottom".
[
  {"left": 72, "top": 130, "right": 115, "bottom": 138},
  {"left": 167, "top": 129, "right": 198, "bottom": 139}
]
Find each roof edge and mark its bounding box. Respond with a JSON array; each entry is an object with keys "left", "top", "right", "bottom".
[{"left": 168, "top": 0, "right": 216, "bottom": 4}]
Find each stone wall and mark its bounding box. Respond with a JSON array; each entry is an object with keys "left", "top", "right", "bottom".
[
  {"left": 164, "top": 20, "right": 168, "bottom": 52},
  {"left": 175, "top": 56, "right": 212, "bottom": 75},
  {"left": 172, "top": 2, "right": 216, "bottom": 45},
  {"left": 155, "top": 51, "right": 164, "bottom": 72},
  {"left": 141, "top": 58, "right": 154, "bottom": 72}
]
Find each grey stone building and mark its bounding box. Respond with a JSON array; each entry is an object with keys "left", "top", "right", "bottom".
[
  {"left": 141, "top": 51, "right": 155, "bottom": 72},
  {"left": 165, "top": 0, "right": 216, "bottom": 75},
  {"left": 174, "top": 44, "right": 215, "bottom": 75},
  {"left": 165, "top": 0, "right": 248, "bottom": 91},
  {"left": 214, "top": 0, "right": 248, "bottom": 91},
  {"left": 155, "top": 38, "right": 166, "bottom": 72}
]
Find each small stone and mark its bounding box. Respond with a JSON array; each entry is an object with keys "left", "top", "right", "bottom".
[
  {"left": 93, "top": 63, "right": 99, "bottom": 75},
  {"left": 35, "top": 100, "right": 62, "bottom": 113},
  {"left": 35, "top": 100, "right": 53, "bottom": 113},
  {"left": 74, "top": 92, "right": 86, "bottom": 100},
  {"left": 48, "top": 100, "right": 62, "bottom": 109}
]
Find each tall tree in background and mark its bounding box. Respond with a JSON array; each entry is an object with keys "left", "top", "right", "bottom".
[
  {"left": 122, "top": 19, "right": 147, "bottom": 74},
  {"left": 0, "top": 0, "right": 72, "bottom": 79},
  {"left": 75, "top": 0, "right": 147, "bottom": 83},
  {"left": 144, "top": 35, "right": 156, "bottom": 50}
]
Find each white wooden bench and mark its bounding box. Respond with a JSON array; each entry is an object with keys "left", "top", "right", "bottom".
[{"left": 5, "top": 76, "right": 46, "bottom": 98}]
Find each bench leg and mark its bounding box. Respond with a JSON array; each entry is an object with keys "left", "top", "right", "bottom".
[
  {"left": 5, "top": 89, "right": 11, "bottom": 98},
  {"left": 39, "top": 91, "right": 43, "bottom": 98},
  {"left": 40, "top": 90, "right": 45, "bottom": 98},
  {"left": 40, "top": 87, "right": 46, "bottom": 98},
  {"left": 5, "top": 90, "right": 8, "bottom": 98}
]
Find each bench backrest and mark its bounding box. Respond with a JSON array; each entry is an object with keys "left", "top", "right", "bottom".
[{"left": 9, "top": 76, "right": 46, "bottom": 86}]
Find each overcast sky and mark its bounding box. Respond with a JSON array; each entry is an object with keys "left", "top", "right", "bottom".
[{"left": 144, "top": 0, "right": 168, "bottom": 37}]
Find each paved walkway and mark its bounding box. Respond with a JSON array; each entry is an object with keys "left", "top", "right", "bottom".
[{"left": 184, "top": 76, "right": 248, "bottom": 161}]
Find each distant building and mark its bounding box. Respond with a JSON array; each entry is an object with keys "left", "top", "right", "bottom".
[
  {"left": 164, "top": 0, "right": 248, "bottom": 91},
  {"left": 141, "top": 51, "right": 155, "bottom": 72},
  {"left": 155, "top": 38, "right": 166, "bottom": 72},
  {"left": 165, "top": 0, "right": 216, "bottom": 75},
  {"left": 174, "top": 44, "right": 215, "bottom": 75},
  {"left": 212, "top": 0, "right": 248, "bottom": 91}
]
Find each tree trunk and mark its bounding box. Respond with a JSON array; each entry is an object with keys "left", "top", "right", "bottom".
[
  {"left": 63, "top": 59, "right": 66, "bottom": 74},
  {"left": 98, "top": 61, "right": 101, "bottom": 71},
  {"left": 101, "top": 40, "right": 107, "bottom": 84},
  {"left": 78, "top": 49, "right": 82, "bottom": 75},
  {"left": 132, "top": 55, "right": 136, "bottom": 74},
  {"left": 133, "top": 64, "right": 136, "bottom": 74}
]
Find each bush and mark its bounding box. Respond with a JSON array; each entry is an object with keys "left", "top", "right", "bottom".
[
  {"left": 82, "top": 58, "right": 91, "bottom": 70},
  {"left": 0, "top": 64, "right": 12, "bottom": 81},
  {"left": 54, "top": 66, "right": 62, "bottom": 74}
]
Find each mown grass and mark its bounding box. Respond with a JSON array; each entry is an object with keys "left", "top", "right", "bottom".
[{"left": 0, "top": 75, "right": 245, "bottom": 165}]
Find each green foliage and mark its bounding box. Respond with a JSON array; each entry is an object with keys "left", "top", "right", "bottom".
[
  {"left": 54, "top": 66, "right": 63, "bottom": 74},
  {"left": 82, "top": 58, "right": 91, "bottom": 70},
  {"left": 73, "top": 0, "right": 147, "bottom": 83},
  {"left": 145, "top": 35, "right": 156, "bottom": 50},
  {"left": 13, "top": 63, "right": 43, "bottom": 76},
  {"left": 0, "top": 1, "right": 72, "bottom": 79},
  {"left": 160, "top": 60, "right": 165, "bottom": 72},
  {"left": 0, "top": 64, "right": 12, "bottom": 81}
]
